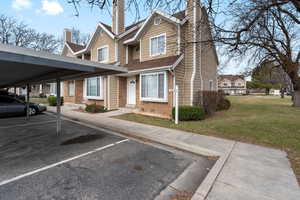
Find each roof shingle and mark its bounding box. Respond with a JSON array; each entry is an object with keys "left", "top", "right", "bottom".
[
  {"left": 125, "top": 55, "right": 181, "bottom": 71},
  {"left": 66, "top": 41, "right": 86, "bottom": 53}
]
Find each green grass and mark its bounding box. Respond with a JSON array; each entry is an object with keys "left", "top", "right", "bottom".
[
  {"left": 30, "top": 98, "right": 48, "bottom": 104},
  {"left": 115, "top": 96, "right": 300, "bottom": 183}
]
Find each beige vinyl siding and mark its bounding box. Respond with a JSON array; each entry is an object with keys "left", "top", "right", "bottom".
[
  {"left": 199, "top": 8, "right": 218, "bottom": 91},
  {"left": 107, "top": 76, "right": 119, "bottom": 109},
  {"left": 180, "top": 12, "right": 194, "bottom": 105},
  {"left": 90, "top": 31, "right": 115, "bottom": 63},
  {"left": 140, "top": 16, "right": 179, "bottom": 62}
]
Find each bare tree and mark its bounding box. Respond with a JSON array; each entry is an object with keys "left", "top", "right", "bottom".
[
  {"left": 207, "top": 1, "right": 300, "bottom": 106},
  {"left": 70, "top": 27, "right": 90, "bottom": 45},
  {"left": 0, "top": 14, "right": 60, "bottom": 53},
  {"left": 31, "top": 33, "right": 60, "bottom": 53}
]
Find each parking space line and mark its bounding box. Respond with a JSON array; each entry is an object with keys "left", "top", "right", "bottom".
[
  {"left": 0, "top": 120, "right": 57, "bottom": 129},
  {"left": 0, "top": 138, "right": 129, "bottom": 187}
]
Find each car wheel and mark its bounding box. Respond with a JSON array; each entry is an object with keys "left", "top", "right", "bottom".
[{"left": 29, "top": 107, "right": 37, "bottom": 116}]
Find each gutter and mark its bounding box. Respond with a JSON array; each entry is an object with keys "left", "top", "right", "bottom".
[{"left": 190, "top": 0, "right": 197, "bottom": 106}]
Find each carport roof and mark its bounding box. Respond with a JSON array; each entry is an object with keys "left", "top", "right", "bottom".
[{"left": 0, "top": 44, "right": 127, "bottom": 87}]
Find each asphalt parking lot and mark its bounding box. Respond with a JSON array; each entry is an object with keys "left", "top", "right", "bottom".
[{"left": 0, "top": 114, "right": 214, "bottom": 200}]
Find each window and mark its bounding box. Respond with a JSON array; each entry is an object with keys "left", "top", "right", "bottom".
[
  {"left": 154, "top": 17, "right": 161, "bottom": 25},
  {"left": 140, "top": 72, "right": 167, "bottom": 102},
  {"left": 97, "top": 46, "right": 108, "bottom": 62},
  {"left": 68, "top": 81, "right": 75, "bottom": 97},
  {"left": 85, "top": 77, "right": 103, "bottom": 99},
  {"left": 150, "top": 34, "right": 166, "bottom": 56}
]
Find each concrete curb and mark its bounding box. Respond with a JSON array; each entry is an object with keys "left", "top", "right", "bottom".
[
  {"left": 191, "top": 142, "right": 236, "bottom": 200},
  {"left": 46, "top": 111, "right": 232, "bottom": 200}
]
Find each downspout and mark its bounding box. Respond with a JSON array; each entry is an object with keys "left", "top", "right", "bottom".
[
  {"left": 169, "top": 69, "right": 176, "bottom": 107},
  {"left": 190, "top": 0, "right": 197, "bottom": 106}
]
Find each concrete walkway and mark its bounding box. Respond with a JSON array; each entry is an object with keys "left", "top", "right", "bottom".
[{"left": 47, "top": 105, "right": 300, "bottom": 200}]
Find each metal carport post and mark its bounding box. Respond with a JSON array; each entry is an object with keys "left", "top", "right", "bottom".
[
  {"left": 56, "top": 78, "right": 61, "bottom": 136},
  {"left": 0, "top": 44, "right": 127, "bottom": 136}
]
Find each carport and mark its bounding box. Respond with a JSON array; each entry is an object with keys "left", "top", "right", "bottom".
[{"left": 0, "top": 43, "right": 127, "bottom": 135}]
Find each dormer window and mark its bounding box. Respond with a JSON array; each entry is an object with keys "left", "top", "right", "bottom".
[{"left": 154, "top": 17, "right": 161, "bottom": 25}]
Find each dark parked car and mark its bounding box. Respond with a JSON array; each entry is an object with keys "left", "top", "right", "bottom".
[
  {"left": 0, "top": 90, "right": 26, "bottom": 101},
  {"left": 0, "top": 95, "right": 47, "bottom": 117}
]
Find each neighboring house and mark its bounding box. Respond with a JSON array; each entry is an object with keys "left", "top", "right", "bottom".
[
  {"left": 218, "top": 75, "right": 247, "bottom": 95},
  {"left": 30, "top": 84, "right": 51, "bottom": 97},
  {"left": 58, "top": 0, "right": 218, "bottom": 118},
  {"left": 8, "top": 84, "right": 52, "bottom": 97}
]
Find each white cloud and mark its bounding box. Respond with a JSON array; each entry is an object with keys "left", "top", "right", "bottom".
[
  {"left": 38, "top": 0, "right": 64, "bottom": 15},
  {"left": 12, "top": 0, "right": 32, "bottom": 10}
]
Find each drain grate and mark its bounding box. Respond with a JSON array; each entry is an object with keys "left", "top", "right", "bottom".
[{"left": 61, "top": 135, "right": 103, "bottom": 145}]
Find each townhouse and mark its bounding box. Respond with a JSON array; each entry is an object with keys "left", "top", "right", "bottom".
[
  {"left": 218, "top": 75, "right": 247, "bottom": 95},
  {"left": 60, "top": 0, "right": 218, "bottom": 118}
]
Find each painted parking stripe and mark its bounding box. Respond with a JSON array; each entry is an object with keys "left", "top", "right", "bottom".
[
  {"left": 0, "top": 120, "right": 57, "bottom": 129},
  {"left": 0, "top": 138, "right": 129, "bottom": 187}
]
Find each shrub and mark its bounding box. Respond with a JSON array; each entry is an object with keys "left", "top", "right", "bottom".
[
  {"left": 201, "top": 91, "right": 219, "bottom": 115},
  {"left": 217, "top": 98, "right": 231, "bottom": 111},
  {"left": 85, "top": 104, "right": 107, "bottom": 113},
  {"left": 47, "top": 96, "right": 64, "bottom": 106},
  {"left": 199, "top": 90, "right": 231, "bottom": 114},
  {"left": 172, "top": 106, "right": 205, "bottom": 121}
]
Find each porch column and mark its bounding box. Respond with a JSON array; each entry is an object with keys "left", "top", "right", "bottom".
[
  {"left": 26, "top": 84, "right": 30, "bottom": 120},
  {"left": 56, "top": 78, "right": 61, "bottom": 136}
]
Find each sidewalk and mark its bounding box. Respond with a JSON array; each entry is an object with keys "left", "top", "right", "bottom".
[{"left": 47, "top": 105, "right": 300, "bottom": 200}]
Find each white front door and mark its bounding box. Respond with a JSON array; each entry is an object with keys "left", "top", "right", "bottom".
[{"left": 127, "top": 76, "right": 136, "bottom": 105}]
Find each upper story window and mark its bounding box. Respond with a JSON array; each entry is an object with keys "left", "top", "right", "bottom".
[
  {"left": 140, "top": 71, "right": 167, "bottom": 102},
  {"left": 223, "top": 82, "right": 231, "bottom": 87},
  {"left": 97, "top": 46, "right": 109, "bottom": 63},
  {"left": 154, "top": 17, "right": 162, "bottom": 25},
  {"left": 85, "top": 76, "right": 103, "bottom": 99},
  {"left": 150, "top": 34, "right": 166, "bottom": 57}
]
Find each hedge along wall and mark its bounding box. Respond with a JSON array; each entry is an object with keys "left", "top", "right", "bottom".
[{"left": 197, "top": 90, "right": 226, "bottom": 115}]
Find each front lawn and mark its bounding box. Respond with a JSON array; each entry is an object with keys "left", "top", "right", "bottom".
[
  {"left": 30, "top": 98, "right": 48, "bottom": 104},
  {"left": 115, "top": 96, "right": 300, "bottom": 183}
]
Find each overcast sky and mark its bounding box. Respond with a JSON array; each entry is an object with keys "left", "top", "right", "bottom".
[{"left": 0, "top": 0, "right": 250, "bottom": 75}]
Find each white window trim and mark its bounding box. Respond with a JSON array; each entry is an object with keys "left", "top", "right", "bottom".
[
  {"left": 140, "top": 71, "right": 168, "bottom": 102},
  {"left": 84, "top": 76, "right": 104, "bottom": 100},
  {"left": 154, "top": 17, "right": 162, "bottom": 25},
  {"left": 125, "top": 46, "right": 129, "bottom": 64},
  {"left": 149, "top": 33, "right": 166, "bottom": 57},
  {"left": 97, "top": 45, "right": 109, "bottom": 63}
]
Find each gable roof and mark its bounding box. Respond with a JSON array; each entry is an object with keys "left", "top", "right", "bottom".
[
  {"left": 124, "top": 9, "right": 185, "bottom": 44},
  {"left": 66, "top": 42, "right": 86, "bottom": 52},
  {"left": 71, "top": 10, "right": 187, "bottom": 56}
]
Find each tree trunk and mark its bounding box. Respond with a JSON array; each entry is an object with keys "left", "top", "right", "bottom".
[
  {"left": 293, "top": 90, "right": 300, "bottom": 107},
  {"left": 265, "top": 88, "right": 270, "bottom": 95},
  {"left": 280, "top": 88, "right": 285, "bottom": 99}
]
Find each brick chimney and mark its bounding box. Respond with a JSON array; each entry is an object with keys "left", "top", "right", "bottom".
[
  {"left": 112, "top": 0, "right": 125, "bottom": 35},
  {"left": 64, "top": 29, "right": 72, "bottom": 43}
]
